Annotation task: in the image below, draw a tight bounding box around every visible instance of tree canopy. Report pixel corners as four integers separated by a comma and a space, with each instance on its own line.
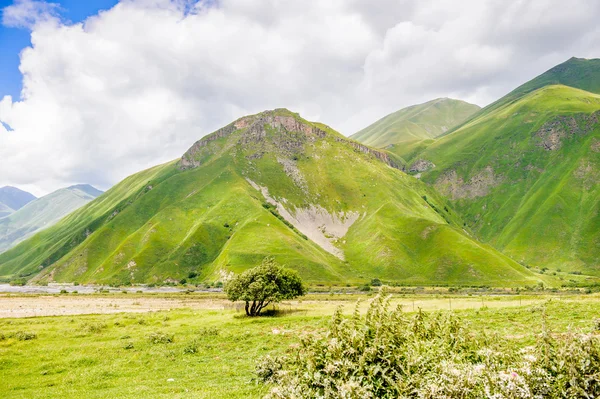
224, 258, 306, 316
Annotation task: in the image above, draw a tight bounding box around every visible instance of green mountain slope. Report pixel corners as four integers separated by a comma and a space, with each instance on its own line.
414, 84, 600, 274
0, 185, 103, 253
442, 57, 600, 139
351, 98, 480, 158
0, 109, 542, 287
0, 186, 36, 217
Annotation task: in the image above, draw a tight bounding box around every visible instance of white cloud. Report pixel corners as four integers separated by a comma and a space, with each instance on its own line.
1, 0, 600, 195
2, 0, 59, 28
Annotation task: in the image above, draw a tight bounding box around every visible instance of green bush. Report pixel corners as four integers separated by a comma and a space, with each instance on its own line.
224, 258, 306, 316
148, 332, 174, 344
358, 284, 371, 292
261, 293, 600, 398
81, 322, 107, 334
183, 339, 199, 354
197, 327, 220, 337
14, 331, 37, 341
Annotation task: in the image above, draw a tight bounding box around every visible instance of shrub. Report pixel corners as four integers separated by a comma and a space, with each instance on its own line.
261, 292, 600, 398
224, 258, 306, 316
197, 327, 219, 336
81, 322, 107, 334
14, 331, 37, 341
148, 332, 174, 344
256, 355, 283, 383
183, 339, 199, 354
370, 278, 382, 287
358, 284, 371, 292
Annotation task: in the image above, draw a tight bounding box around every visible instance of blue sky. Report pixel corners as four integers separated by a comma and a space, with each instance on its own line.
0, 0, 118, 100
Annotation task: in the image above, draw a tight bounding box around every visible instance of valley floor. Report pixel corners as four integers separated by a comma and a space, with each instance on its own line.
0, 292, 599, 398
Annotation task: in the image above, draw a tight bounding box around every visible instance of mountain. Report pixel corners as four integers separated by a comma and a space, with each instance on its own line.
351, 98, 480, 159
0, 187, 36, 217
443, 57, 600, 138
412, 81, 600, 275
0, 203, 13, 219
0, 184, 103, 253
0, 109, 542, 287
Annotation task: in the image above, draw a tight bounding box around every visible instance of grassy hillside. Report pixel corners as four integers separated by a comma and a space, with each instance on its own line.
0, 186, 36, 216
351, 98, 480, 158
441, 57, 600, 139
0, 109, 543, 287
0, 185, 103, 253
415, 85, 600, 275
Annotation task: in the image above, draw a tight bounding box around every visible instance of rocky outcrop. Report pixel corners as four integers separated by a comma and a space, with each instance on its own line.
335, 138, 402, 170
180, 109, 404, 172
181, 110, 329, 169
277, 157, 308, 193
535, 111, 600, 151
435, 166, 502, 200
180, 123, 237, 169
240, 112, 327, 145
409, 159, 435, 173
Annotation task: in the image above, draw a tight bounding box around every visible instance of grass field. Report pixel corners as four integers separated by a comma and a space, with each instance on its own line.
1, 292, 599, 398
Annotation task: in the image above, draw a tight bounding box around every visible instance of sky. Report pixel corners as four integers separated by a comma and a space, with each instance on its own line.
0, 0, 599, 196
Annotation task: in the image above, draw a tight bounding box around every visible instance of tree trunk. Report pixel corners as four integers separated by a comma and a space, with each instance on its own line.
245, 301, 250, 316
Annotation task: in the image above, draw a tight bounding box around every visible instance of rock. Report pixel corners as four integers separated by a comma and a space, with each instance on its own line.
534, 111, 600, 151
409, 159, 435, 173
435, 166, 502, 200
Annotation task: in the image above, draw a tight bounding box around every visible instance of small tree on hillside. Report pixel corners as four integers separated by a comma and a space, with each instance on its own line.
224, 258, 306, 316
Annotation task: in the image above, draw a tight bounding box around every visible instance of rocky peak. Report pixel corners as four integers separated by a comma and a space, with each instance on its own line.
180, 108, 403, 171
180, 109, 328, 169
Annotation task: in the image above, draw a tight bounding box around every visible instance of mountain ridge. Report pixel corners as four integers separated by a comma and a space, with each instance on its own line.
0, 108, 543, 287
0, 186, 36, 217
350, 98, 480, 160
0, 184, 103, 253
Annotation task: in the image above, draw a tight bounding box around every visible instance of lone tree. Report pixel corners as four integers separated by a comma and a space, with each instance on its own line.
224, 258, 306, 316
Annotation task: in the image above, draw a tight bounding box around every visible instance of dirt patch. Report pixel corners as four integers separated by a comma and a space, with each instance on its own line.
435, 166, 502, 200
421, 225, 438, 239
592, 139, 600, 153
0, 296, 233, 318
246, 178, 361, 259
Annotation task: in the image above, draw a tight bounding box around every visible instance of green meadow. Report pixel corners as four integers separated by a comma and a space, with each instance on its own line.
1, 292, 599, 398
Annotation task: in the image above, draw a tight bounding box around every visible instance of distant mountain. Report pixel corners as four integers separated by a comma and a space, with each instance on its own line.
351, 98, 480, 159
0, 187, 36, 217
0, 203, 13, 219
0, 184, 103, 253
0, 109, 542, 287
412, 60, 600, 275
